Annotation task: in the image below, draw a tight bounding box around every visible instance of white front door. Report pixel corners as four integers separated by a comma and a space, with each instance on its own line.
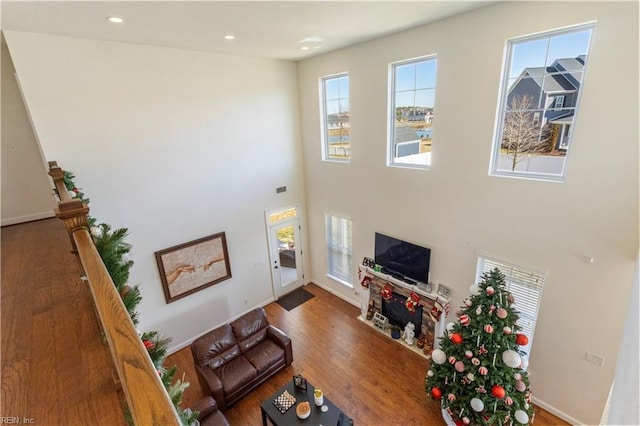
266, 206, 304, 298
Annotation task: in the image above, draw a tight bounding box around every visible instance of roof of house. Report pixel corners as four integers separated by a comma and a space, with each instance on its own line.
515, 55, 585, 94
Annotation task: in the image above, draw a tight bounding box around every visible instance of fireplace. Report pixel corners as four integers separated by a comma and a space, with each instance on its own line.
382, 291, 423, 332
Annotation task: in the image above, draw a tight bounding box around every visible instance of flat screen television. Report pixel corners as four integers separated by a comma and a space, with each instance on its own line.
374, 233, 431, 284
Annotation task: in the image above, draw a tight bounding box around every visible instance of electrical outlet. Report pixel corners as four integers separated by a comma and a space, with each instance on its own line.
585, 352, 604, 366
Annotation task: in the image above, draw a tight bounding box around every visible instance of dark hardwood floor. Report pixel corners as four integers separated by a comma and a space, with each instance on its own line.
167, 284, 569, 425
1, 219, 124, 424
1, 218, 568, 425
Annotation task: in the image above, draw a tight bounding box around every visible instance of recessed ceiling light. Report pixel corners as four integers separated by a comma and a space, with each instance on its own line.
223, 35, 235, 40
106, 16, 124, 24
298, 36, 324, 44
300, 46, 310, 51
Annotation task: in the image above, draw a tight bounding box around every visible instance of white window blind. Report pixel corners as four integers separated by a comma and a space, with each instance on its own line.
325, 215, 353, 285
475, 256, 545, 357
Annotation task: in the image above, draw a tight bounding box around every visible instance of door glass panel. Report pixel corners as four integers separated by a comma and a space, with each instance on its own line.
276, 224, 297, 286
268, 207, 297, 224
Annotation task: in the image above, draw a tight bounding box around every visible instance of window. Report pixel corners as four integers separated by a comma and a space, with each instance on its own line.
389, 56, 437, 168
491, 24, 594, 180
475, 256, 545, 358
321, 73, 350, 161
325, 214, 353, 286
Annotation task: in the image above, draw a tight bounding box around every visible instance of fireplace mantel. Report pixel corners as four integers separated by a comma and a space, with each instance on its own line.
358, 265, 450, 359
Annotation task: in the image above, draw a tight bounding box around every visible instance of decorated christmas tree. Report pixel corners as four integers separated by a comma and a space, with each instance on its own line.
425, 268, 534, 425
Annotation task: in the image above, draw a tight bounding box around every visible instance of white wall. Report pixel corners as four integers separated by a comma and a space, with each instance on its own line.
4, 31, 307, 351
1, 37, 56, 225
297, 2, 638, 424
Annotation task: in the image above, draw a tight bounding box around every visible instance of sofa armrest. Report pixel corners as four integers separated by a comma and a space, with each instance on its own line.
194, 364, 227, 411
193, 396, 218, 420
267, 325, 293, 366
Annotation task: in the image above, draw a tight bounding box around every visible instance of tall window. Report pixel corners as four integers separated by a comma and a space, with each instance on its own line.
321, 73, 350, 161
491, 24, 594, 181
325, 214, 353, 286
475, 256, 545, 358
389, 56, 437, 168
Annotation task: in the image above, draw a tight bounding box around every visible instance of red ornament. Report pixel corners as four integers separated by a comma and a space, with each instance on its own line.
448, 356, 457, 364
491, 385, 506, 399
381, 285, 393, 301
483, 324, 494, 334
143, 340, 154, 349
450, 333, 463, 344
431, 387, 443, 399
454, 420, 464, 426
516, 333, 529, 346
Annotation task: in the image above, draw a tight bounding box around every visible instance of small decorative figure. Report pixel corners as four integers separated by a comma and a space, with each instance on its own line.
403, 322, 416, 345
417, 333, 425, 349
366, 299, 375, 320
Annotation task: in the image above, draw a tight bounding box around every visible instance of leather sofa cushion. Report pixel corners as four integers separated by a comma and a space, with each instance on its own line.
215, 355, 257, 394
231, 308, 269, 352
192, 325, 241, 370
244, 340, 285, 374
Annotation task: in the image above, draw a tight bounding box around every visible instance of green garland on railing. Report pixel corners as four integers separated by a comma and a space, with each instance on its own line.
60, 171, 198, 426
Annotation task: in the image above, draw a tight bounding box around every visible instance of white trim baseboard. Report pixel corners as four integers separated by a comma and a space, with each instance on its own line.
532, 396, 584, 425
1, 210, 55, 227
166, 297, 275, 355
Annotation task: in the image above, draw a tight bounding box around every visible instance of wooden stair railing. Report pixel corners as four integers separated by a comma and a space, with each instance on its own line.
48, 161, 181, 425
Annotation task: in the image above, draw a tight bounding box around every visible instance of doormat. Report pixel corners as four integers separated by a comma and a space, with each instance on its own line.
277, 287, 315, 311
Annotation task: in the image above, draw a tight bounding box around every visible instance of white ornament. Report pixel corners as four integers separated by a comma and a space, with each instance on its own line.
432, 349, 446, 365
446, 322, 455, 332
502, 350, 522, 368
465, 350, 473, 359
462, 417, 470, 425
486, 286, 495, 295
514, 373, 522, 381
515, 380, 526, 392
427, 370, 434, 377
476, 306, 482, 315
464, 298, 473, 307
503, 326, 512, 335
68, 190, 77, 198
470, 398, 484, 412
469, 284, 481, 296
90, 226, 103, 238
514, 410, 529, 424
466, 373, 475, 381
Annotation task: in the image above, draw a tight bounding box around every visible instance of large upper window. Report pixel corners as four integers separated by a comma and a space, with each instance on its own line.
389, 56, 437, 168
325, 214, 353, 286
321, 73, 350, 161
491, 24, 594, 181
475, 256, 545, 358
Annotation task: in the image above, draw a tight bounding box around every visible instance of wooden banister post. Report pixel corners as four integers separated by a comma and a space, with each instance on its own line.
55, 199, 90, 252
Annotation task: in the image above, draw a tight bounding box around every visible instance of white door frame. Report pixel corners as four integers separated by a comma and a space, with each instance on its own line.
265, 205, 304, 299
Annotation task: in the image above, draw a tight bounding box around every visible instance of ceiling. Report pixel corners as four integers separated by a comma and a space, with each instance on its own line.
1, 1, 495, 61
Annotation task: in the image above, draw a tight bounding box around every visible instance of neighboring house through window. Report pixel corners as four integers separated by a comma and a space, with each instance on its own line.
325, 214, 353, 286
321, 73, 350, 161
475, 256, 545, 359
388, 56, 437, 168
491, 24, 594, 181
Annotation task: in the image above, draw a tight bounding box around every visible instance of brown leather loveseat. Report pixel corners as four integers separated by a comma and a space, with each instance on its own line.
191, 308, 293, 411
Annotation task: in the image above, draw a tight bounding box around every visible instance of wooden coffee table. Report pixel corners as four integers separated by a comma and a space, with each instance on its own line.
260, 379, 353, 426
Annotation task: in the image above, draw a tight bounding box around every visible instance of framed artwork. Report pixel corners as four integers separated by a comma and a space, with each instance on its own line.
293, 375, 307, 390
155, 232, 232, 303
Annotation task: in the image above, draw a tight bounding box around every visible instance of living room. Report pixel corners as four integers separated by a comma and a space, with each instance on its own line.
2, 1, 638, 425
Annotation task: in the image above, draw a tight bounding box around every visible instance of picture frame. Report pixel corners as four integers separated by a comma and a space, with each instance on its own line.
437, 283, 451, 299
293, 375, 307, 390
155, 232, 232, 304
